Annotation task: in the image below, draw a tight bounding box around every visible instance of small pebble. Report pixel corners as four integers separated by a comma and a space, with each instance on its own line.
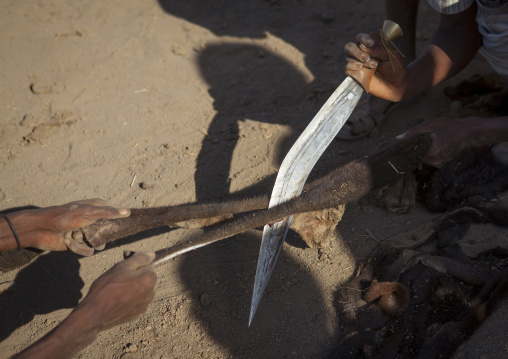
124, 343, 138, 353
321, 50, 331, 58
320, 11, 335, 23
140, 182, 154, 190
200, 293, 212, 306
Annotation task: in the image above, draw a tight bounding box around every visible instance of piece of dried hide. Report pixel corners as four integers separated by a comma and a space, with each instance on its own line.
418, 146, 508, 212
332, 203, 508, 359
374, 145, 508, 214
375, 73, 508, 214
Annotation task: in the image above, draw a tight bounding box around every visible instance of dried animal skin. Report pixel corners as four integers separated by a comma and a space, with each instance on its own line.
80, 134, 431, 253
333, 204, 508, 359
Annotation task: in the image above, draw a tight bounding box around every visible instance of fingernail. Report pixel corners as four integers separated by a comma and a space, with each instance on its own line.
119, 209, 129, 216
72, 230, 83, 241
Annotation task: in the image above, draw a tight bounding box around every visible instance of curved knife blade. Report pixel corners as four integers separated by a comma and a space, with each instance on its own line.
249, 76, 363, 326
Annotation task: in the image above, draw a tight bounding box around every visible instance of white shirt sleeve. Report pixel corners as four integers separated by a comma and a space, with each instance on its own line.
426, 0, 475, 14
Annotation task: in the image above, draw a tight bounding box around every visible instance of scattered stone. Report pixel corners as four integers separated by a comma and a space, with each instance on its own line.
139, 182, 154, 190
320, 11, 335, 23
200, 292, 212, 306
124, 343, 138, 353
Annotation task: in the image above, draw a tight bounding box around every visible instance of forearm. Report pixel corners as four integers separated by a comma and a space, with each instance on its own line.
0, 210, 41, 251
13, 306, 100, 359
402, 6, 481, 100
403, 45, 453, 99
468, 116, 508, 147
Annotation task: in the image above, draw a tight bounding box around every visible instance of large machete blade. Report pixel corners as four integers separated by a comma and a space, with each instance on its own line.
249, 20, 402, 326
249, 76, 363, 325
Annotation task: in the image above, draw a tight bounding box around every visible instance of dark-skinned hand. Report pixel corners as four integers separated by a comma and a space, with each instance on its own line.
9, 198, 130, 256
345, 31, 407, 101
396, 117, 483, 168
73, 251, 157, 330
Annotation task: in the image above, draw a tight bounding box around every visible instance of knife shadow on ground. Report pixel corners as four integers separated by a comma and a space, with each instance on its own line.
177, 229, 337, 358
175, 42, 347, 357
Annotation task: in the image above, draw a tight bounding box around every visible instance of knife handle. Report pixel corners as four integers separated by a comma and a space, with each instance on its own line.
350, 20, 403, 93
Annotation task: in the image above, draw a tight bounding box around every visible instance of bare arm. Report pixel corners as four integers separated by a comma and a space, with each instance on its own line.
345, 3, 482, 101
11, 308, 101, 359
403, 4, 482, 99
13, 252, 157, 359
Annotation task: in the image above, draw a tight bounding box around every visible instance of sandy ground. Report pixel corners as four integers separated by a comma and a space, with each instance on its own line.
1, 0, 507, 358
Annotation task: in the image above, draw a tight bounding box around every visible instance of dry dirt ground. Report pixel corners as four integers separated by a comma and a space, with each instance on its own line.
1, 0, 507, 358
